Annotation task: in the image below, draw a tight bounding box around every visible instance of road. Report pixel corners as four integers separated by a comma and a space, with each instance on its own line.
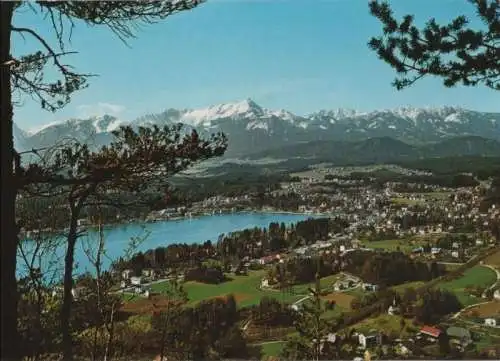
254, 340, 286, 346
437, 261, 465, 266
481, 264, 500, 296
449, 263, 499, 320
292, 295, 310, 306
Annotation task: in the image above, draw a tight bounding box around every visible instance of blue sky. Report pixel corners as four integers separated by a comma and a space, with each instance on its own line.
12, 0, 500, 131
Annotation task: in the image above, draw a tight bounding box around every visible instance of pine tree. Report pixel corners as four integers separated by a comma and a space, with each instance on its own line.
281, 262, 332, 361
151, 270, 189, 361
368, 0, 499, 90
1, 2, 206, 359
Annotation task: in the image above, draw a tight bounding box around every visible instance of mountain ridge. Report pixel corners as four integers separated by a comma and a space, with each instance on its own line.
15, 99, 500, 157
245, 135, 500, 163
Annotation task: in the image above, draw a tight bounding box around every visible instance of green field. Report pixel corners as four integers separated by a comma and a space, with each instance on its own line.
475, 333, 500, 350
346, 314, 417, 338
391, 281, 425, 294
435, 265, 497, 306
322, 302, 346, 320
151, 270, 305, 308
291, 274, 341, 295
363, 238, 424, 253
343, 287, 368, 298
444, 318, 500, 350
260, 341, 285, 359
150, 271, 347, 308
120, 292, 142, 303
391, 197, 424, 206
422, 192, 452, 200
393, 192, 451, 201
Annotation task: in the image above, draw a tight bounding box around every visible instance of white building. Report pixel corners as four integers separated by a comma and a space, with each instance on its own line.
431, 247, 441, 255
363, 283, 379, 292
484, 318, 497, 327
130, 276, 142, 286
121, 269, 133, 280
358, 333, 380, 349
142, 268, 156, 278
387, 305, 399, 316
77, 218, 90, 227
494, 290, 500, 301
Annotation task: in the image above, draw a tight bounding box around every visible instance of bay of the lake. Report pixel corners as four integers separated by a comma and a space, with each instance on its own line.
17, 212, 320, 279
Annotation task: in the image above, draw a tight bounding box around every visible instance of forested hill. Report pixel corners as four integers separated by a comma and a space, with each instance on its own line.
245, 136, 500, 164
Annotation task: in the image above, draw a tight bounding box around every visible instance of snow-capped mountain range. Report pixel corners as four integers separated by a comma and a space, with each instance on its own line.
15, 99, 500, 158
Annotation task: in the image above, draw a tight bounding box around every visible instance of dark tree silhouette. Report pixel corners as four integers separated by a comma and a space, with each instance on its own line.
282, 264, 332, 361
1, 1, 205, 360
21, 124, 226, 360
368, 0, 499, 90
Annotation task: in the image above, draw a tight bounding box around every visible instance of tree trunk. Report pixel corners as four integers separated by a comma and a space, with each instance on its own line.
0, 2, 20, 360
103, 305, 116, 361
62, 207, 80, 361
159, 323, 167, 361
91, 326, 98, 361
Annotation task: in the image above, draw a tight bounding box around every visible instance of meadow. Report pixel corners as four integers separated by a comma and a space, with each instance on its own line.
391, 197, 424, 206
434, 265, 497, 306
391, 281, 425, 294
150, 269, 305, 308
484, 249, 500, 268
462, 301, 500, 318
291, 274, 341, 294
363, 238, 427, 254
260, 341, 286, 359
122, 270, 352, 317
346, 314, 418, 338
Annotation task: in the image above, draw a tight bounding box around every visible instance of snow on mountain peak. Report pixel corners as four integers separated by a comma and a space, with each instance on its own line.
26, 115, 125, 138
269, 109, 296, 122
15, 101, 496, 156
28, 119, 68, 135
390, 105, 463, 119
181, 98, 264, 126
308, 108, 361, 125
92, 115, 125, 133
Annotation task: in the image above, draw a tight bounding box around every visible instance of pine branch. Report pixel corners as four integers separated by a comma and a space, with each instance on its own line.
368, 0, 500, 90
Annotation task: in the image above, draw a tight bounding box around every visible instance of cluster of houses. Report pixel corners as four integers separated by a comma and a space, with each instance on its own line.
119, 268, 158, 295
332, 274, 361, 292
278, 171, 498, 241
418, 325, 477, 351
146, 206, 188, 221
312, 320, 499, 360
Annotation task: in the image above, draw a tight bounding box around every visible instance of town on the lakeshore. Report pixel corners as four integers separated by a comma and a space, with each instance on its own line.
6, 0, 500, 360
39, 163, 500, 361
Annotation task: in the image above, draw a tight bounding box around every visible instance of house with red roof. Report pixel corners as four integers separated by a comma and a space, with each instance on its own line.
419, 325, 442, 339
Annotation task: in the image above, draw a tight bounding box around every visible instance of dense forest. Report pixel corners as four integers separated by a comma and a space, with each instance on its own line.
112, 217, 343, 276
343, 251, 447, 287
398, 156, 500, 180
343, 169, 480, 189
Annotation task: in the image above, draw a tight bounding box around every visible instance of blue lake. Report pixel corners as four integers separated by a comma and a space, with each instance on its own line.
17, 212, 318, 279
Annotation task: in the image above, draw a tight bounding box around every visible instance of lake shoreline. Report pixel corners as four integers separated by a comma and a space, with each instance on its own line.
144, 209, 330, 224
21, 208, 330, 236
17, 211, 322, 278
